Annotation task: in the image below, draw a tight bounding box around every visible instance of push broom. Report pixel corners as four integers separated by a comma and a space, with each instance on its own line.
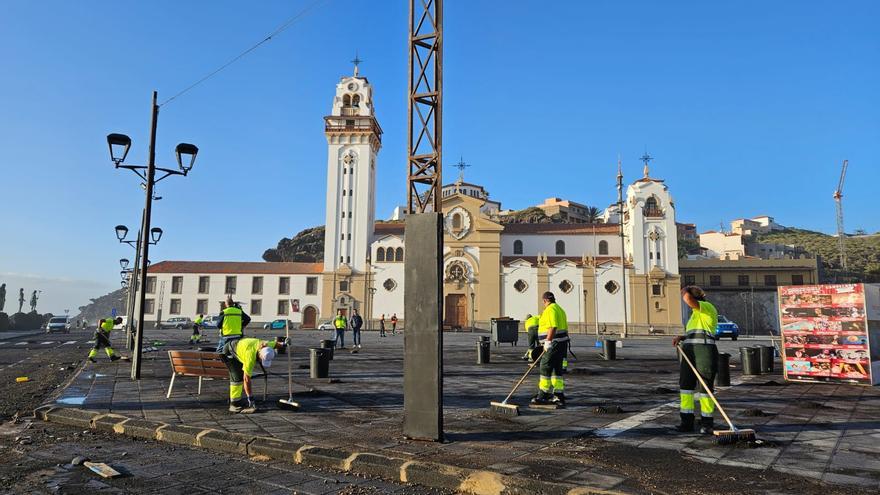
677, 345, 754, 445
490, 348, 544, 416
278, 319, 300, 411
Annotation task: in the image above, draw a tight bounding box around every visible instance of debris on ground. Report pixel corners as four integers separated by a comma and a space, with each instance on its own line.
71, 456, 88, 466
15, 377, 30, 383
593, 405, 625, 414
741, 408, 773, 417
83, 462, 122, 478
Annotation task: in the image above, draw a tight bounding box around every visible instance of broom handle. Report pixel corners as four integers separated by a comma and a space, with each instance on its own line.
677, 345, 736, 431
501, 349, 545, 404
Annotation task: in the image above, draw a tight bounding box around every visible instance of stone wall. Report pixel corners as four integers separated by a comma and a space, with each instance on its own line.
708, 290, 780, 336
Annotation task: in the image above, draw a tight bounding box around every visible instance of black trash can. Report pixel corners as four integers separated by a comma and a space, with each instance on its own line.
740, 347, 761, 375
477, 339, 490, 364
320, 339, 335, 360
756, 345, 774, 373
310, 347, 330, 378
603, 339, 617, 361
716, 353, 731, 386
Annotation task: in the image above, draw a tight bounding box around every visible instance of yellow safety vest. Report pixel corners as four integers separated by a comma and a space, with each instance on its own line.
221, 307, 243, 337
525, 315, 540, 331
334, 316, 347, 329
100, 318, 114, 333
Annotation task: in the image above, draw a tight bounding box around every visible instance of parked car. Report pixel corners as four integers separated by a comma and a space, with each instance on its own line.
715, 315, 740, 340
263, 319, 293, 330
45, 316, 71, 334
159, 317, 193, 329
317, 320, 335, 331
113, 316, 128, 331
200, 315, 220, 329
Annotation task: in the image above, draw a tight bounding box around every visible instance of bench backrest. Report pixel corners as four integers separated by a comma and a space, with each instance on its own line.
168, 350, 229, 378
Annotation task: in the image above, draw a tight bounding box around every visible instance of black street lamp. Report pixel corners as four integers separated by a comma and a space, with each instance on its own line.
120, 258, 130, 270
107, 90, 199, 380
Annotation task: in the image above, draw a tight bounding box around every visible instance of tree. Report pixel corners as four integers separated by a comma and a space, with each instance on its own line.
585, 206, 601, 223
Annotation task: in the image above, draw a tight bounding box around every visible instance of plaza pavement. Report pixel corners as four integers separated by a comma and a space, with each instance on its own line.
42, 327, 880, 492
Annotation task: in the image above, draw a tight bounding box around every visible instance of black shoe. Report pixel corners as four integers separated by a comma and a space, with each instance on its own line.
699, 417, 714, 435
552, 392, 566, 407
674, 413, 695, 433
530, 392, 554, 405
88, 357, 97, 363
110, 355, 121, 362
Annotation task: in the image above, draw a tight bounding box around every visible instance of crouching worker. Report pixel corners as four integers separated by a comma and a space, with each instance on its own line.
222, 337, 282, 414
89, 317, 122, 363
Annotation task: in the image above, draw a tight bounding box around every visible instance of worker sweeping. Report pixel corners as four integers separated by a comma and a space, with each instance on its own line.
190, 314, 204, 345
674, 285, 719, 434
522, 313, 540, 362
89, 317, 122, 363
216, 297, 250, 353
531, 291, 570, 406
221, 337, 281, 414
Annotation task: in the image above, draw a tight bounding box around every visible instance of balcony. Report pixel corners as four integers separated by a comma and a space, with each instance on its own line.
643, 207, 664, 218
340, 107, 359, 116
324, 116, 383, 138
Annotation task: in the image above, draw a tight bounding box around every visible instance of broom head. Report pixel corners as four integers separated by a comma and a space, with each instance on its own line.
278, 398, 301, 411
712, 428, 756, 445
490, 401, 520, 417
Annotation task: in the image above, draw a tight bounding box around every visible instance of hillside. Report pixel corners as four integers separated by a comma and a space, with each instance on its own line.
754, 228, 880, 282
76, 288, 126, 324
262, 226, 325, 262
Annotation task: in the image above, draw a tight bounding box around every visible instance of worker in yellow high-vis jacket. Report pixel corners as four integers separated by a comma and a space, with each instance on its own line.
89, 317, 122, 363
674, 286, 719, 434
221, 337, 281, 414
531, 291, 570, 407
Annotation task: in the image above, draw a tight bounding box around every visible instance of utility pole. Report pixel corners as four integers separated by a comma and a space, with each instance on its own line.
617, 157, 629, 338
833, 159, 849, 274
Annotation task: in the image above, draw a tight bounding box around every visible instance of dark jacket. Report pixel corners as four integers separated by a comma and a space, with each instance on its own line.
350, 314, 363, 330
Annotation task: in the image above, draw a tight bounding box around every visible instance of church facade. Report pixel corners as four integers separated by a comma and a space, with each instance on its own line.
148, 68, 683, 335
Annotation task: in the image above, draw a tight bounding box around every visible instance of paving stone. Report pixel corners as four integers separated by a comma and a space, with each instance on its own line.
401, 460, 471, 491
249, 437, 304, 462
347, 452, 407, 481
91, 413, 129, 433
298, 446, 354, 470
156, 423, 209, 446
198, 429, 254, 455
45, 407, 98, 428
116, 418, 165, 440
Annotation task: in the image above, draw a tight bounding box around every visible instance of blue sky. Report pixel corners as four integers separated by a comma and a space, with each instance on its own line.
0, 0, 877, 314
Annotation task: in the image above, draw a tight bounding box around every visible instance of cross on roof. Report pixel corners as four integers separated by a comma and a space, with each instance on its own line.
351, 53, 362, 76
640, 150, 653, 178
454, 156, 471, 182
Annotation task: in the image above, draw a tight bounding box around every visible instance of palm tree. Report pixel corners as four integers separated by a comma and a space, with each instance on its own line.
585, 206, 601, 223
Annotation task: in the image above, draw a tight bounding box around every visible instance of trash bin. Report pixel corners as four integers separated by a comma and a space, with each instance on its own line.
756, 345, 774, 374
603, 339, 617, 360
490, 318, 519, 346
477, 339, 490, 364
310, 347, 330, 378
739, 347, 761, 375
716, 353, 731, 386
320, 339, 335, 360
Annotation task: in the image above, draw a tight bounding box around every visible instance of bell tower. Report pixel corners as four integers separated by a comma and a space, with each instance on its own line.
322, 60, 382, 314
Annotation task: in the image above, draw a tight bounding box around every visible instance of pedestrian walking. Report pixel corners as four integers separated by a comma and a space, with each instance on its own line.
190, 313, 204, 344
89, 316, 123, 363
379, 314, 386, 337
220, 337, 281, 414
530, 291, 569, 406
390, 313, 398, 335
216, 296, 250, 353
350, 309, 363, 349
674, 285, 719, 434
334, 310, 347, 349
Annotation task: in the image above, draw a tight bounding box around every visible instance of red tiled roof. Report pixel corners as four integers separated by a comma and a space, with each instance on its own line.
502, 256, 619, 267
149, 261, 323, 274
502, 223, 619, 235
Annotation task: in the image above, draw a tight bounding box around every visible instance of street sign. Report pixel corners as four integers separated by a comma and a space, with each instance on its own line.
111, 308, 117, 317
290, 299, 300, 313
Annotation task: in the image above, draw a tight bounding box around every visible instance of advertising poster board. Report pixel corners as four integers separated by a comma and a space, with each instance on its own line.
779, 283, 878, 386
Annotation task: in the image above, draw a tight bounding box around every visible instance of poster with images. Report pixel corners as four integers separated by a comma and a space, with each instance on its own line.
779, 284, 873, 385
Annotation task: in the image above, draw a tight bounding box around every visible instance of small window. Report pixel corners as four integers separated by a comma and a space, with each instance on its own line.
171, 276, 183, 294
279, 277, 290, 295
383, 279, 397, 291
306, 277, 318, 295
395, 247, 404, 262
346, 255, 351, 263
604, 280, 619, 294
513, 240, 523, 255
377, 247, 386, 262
198, 276, 209, 294
196, 299, 208, 315
277, 300, 289, 316
558, 280, 573, 293
655, 301, 661, 309
709, 275, 721, 287
144, 299, 155, 314
738, 275, 750, 287
764, 275, 777, 287
652, 284, 662, 296
146, 276, 156, 294
555, 240, 566, 255
170, 299, 181, 315
342, 189, 346, 196
598, 240, 609, 255
791, 274, 804, 286
340, 281, 349, 292
252, 276, 263, 295
452, 214, 462, 229
251, 299, 262, 316
225, 276, 237, 294
514, 279, 528, 293
684, 275, 696, 286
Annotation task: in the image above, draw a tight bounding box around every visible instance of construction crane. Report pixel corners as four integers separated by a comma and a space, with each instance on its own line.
833, 159, 849, 271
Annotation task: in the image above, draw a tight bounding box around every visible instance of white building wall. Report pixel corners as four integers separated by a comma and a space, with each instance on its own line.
548, 264, 583, 323
500, 234, 621, 258
145, 272, 323, 327
370, 263, 405, 320
594, 264, 631, 324
501, 265, 539, 319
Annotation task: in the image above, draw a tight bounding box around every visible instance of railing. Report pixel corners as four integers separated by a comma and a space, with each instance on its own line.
643, 207, 664, 218
340, 107, 359, 116
324, 117, 383, 137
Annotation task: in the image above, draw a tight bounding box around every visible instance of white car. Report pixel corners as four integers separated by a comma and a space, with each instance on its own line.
317, 321, 335, 331
45, 316, 71, 334
159, 317, 193, 329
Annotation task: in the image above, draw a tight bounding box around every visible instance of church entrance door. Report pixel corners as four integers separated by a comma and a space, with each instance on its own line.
303, 307, 317, 328
444, 294, 468, 329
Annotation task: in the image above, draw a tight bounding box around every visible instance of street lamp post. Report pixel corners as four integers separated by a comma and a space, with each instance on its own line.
368, 287, 377, 333
116, 213, 160, 351
107, 90, 199, 380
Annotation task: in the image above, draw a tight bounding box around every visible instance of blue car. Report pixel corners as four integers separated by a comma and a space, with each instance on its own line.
715, 315, 740, 340
263, 319, 292, 330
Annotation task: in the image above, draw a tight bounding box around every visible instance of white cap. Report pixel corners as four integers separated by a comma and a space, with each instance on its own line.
258, 347, 276, 368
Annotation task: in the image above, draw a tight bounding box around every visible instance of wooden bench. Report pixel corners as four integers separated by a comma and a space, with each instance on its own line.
166, 350, 267, 400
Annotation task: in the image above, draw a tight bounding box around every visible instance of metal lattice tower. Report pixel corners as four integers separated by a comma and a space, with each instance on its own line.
834, 159, 849, 271
407, 0, 443, 214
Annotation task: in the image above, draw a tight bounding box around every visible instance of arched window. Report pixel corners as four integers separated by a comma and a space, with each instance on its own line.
452, 213, 461, 229
342, 94, 351, 107
555, 240, 566, 255
598, 240, 609, 255
395, 247, 404, 262
644, 196, 662, 217
376, 247, 385, 262
352, 94, 361, 107
513, 240, 523, 255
